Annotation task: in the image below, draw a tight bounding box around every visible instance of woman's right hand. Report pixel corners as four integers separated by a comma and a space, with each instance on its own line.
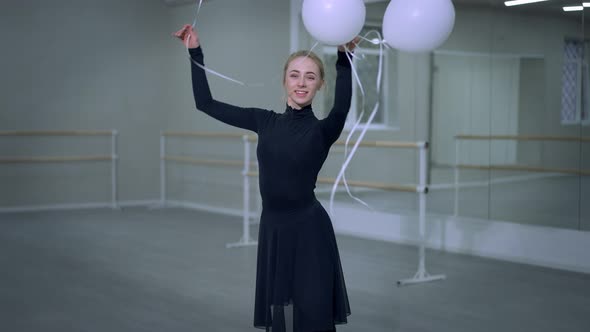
173, 24, 200, 49
338, 36, 360, 53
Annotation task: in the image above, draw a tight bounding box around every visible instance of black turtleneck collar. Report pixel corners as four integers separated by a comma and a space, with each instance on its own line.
285, 103, 313, 117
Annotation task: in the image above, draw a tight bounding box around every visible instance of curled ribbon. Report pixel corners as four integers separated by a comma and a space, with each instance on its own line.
329, 30, 386, 217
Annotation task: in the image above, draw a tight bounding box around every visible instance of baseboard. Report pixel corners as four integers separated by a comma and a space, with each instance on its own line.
0, 199, 259, 219
165, 200, 258, 219
0, 200, 158, 213
119, 200, 160, 207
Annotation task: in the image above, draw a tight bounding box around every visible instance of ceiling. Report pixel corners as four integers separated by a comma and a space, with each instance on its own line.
365, 0, 586, 17
454, 0, 585, 13
162, 0, 586, 16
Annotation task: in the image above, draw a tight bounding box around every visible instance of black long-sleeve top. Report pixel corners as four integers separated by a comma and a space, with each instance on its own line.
189, 47, 352, 211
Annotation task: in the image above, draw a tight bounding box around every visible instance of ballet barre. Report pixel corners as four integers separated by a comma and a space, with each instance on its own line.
334, 139, 428, 149
455, 134, 590, 142
0, 156, 113, 163
164, 156, 257, 168
0, 130, 115, 137
246, 172, 426, 193
456, 164, 590, 176
341, 139, 443, 285
160, 131, 256, 141
453, 135, 590, 217
159, 131, 259, 248
0, 130, 119, 209
159, 131, 446, 286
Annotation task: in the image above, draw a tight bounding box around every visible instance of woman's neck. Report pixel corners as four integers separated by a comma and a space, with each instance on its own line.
287, 100, 311, 110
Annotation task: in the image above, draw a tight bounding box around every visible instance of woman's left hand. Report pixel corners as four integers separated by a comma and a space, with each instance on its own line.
338, 36, 361, 52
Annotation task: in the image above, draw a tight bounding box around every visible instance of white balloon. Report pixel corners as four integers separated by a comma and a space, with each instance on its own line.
302, 0, 366, 46
383, 0, 455, 52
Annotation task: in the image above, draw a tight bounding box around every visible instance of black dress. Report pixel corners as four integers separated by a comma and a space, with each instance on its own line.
189, 47, 352, 332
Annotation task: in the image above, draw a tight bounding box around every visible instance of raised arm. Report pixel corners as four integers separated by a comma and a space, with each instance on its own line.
320, 50, 353, 146
174, 25, 271, 133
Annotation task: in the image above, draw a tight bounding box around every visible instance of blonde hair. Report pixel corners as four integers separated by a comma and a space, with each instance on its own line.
283, 50, 325, 83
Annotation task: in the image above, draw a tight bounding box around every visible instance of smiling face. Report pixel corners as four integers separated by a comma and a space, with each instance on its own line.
283, 54, 324, 110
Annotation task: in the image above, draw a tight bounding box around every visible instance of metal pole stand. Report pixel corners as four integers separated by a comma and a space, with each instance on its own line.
397, 142, 445, 286
110, 130, 121, 210
150, 131, 168, 210
227, 135, 258, 248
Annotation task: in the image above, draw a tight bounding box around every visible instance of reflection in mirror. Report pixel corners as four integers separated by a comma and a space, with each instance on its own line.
429, 1, 587, 229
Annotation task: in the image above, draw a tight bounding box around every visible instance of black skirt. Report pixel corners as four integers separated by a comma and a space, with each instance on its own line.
253, 199, 350, 332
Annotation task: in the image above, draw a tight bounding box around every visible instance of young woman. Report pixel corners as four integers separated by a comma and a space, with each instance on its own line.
174, 24, 357, 332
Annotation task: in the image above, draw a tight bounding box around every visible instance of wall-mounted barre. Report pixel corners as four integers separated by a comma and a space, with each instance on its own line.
0, 130, 114, 136
0, 130, 119, 209
245, 171, 426, 193
455, 134, 590, 142
164, 156, 257, 168
0, 156, 112, 163
456, 164, 590, 176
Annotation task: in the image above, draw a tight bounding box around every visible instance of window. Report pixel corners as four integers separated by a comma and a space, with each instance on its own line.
561, 39, 589, 125
321, 26, 392, 130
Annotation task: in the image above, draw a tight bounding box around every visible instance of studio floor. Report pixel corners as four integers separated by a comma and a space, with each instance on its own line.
1, 207, 589, 332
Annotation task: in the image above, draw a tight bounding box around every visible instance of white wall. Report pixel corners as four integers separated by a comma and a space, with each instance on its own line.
0, 0, 178, 207
0, 0, 290, 210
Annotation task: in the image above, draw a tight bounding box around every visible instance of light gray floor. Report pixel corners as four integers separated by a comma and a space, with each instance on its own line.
1, 207, 589, 332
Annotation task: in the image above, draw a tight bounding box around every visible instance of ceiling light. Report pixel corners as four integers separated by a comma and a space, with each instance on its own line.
563, 6, 584, 11
504, 0, 549, 6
